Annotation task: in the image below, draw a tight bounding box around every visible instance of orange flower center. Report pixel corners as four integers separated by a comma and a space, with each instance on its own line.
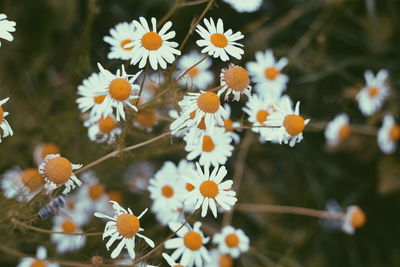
338, 124, 351, 140
108, 190, 123, 204
116, 213, 140, 238
390, 124, 400, 141
62, 220, 77, 233
202, 135, 215, 152
141, 32, 163, 50
197, 92, 220, 114
88, 184, 105, 200
0, 106, 3, 124
283, 114, 305, 136
136, 109, 158, 128
224, 66, 250, 92
256, 110, 269, 123
44, 157, 73, 185
161, 185, 174, 198
264, 67, 280, 80
197, 117, 207, 130
98, 116, 116, 134
200, 180, 218, 198
219, 254, 233, 267
21, 168, 44, 191
109, 78, 132, 101
186, 183, 195, 192
40, 143, 60, 160
210, 33, 228, 48
183, 231, 203, 251
223, 119, 234, 132
120, 39, 134, 51
30, 259, 46, 267
225, 233, 239, 248
188, 67, 200, 78
350, 207, 366, 228
94, 94, 107, 104
368, 87, 379, 98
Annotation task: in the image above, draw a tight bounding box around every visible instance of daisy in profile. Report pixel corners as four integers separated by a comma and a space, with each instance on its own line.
1, 167, 44, 201
0, 14, 16, 46
170, 91, 227, 135
266, 99, 310, 147
246, 49, 289, 96
104, 22, 137, 60
38, 154, 82, 194
213, 226, 249, 258
51, 216, 87, 253
17, 246, 59, 267
356, 69, 389, 116
177, 50, 214, 90
221, 104, 240, 144
185, 126, 234, 167
96, 63, 141, 121
0, 97, 13, 142
208, 249, 234, 267
219, 64, 251, 101
133, 108, 159, 132
378, 114, 400, 154
196, 18, 244, 61
183, 163, 237, 217
77, 171, 110, 215
87, 115, 122, 143
94, 201, 155, 259
164, 221, 210, 267
34, 143, 60, 166
324, 113, 351, 146
341, 205, 366, 235
222, 0, 262, 13
129, 17, 181, 70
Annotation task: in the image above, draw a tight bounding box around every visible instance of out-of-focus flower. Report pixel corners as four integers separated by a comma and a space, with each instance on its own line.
212, 226, 249, 258
123, 161, 155, 194
86, 115, 122, 143
133, 108, 159, 132
33, 143, 60, 166
378, 114, 399, 154
219, 64, 251, 101
104, 22, 137, 60
208, 249, 234, 267
17, 246, 59, 267
221, 104, 241, 144
1, 167, 44, 201
324, 113, 351, 146
342, 205, 366, 235
0, 14, 16, 46
0, 97, 13, 142
222, 0, 262, 13
51, 216, 86, 253
196, 18, 244, 61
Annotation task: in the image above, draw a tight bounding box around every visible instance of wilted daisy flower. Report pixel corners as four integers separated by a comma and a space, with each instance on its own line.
165, 221, 210, 267
133, 108, 159, 132
219, 64, 251, 101
222, 0, 262, 13
51, 216, 86, 253
129, 17, 181, 70
342, 205, 366, 235
77, 171, 110, 215
213, 226, 249, 258
96, 63, 141, 121
104, 22, 137, 60
196, 18, 244, 61
208, 249, 234, 267
87, 115, 122, 143
17, 246, 59, 267
266, 99, 310, 147
246, 49, 288, 96
0, 97, 13, 142
33, 142, 60, 166
94, 201, 155, 259
183, 163, 237, 217
378, 114, 400, 154
1, 167, 44, 201
324, 113, 351, 146
356, 69, 389, 116
0, 14, 16, 46
38, 154, 82, 194
177, 50, 214, 90
221, 104, 240, 144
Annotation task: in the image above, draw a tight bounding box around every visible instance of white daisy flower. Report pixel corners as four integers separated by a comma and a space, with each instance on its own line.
196, 18, 244, 61
222, 103, 241, 144
213, 226, 249, 258
246, 49, 289, 97
77, 171, 110, 215
164, 221, 210, 267
62, 195, 91, 226
219, 64, 251, 101
94, 201, 155, 259
51, 216, 87, 253
133, 108, 159, 132
38, 154, 83, 194
0, 97, 13, 142
266, 99, 310, 147
33, 143, 60, 166
341, 205, 366, 235
222, 0, 262, 13
0, 13, 16, 46
87, 115, 122, 143
208, 249, 234, 267
104, 22, 137, 60
17, 246, 59, 267
356, 69, 389, 116
1, 167, 44, 201
129, 17, 181, 70
96, 63, 141, 121
377, 114, 400, 154
324, 113, 351, 146
183, 163, 237, 217
177, 50, 214, 90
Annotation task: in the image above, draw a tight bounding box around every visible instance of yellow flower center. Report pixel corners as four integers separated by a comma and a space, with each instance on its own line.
141, 32, 163, 50
88, 184, 105, 200
0, 106, 3, 124
390, 124, 400, 141
183, 231, 203, 251
136, 109, 158, 128
223, 119, 234, 132
21, 168, 44, 191
225, 233, 239, 248
62, 220, 77, 233
197, 92, 220, 114
283, 114, 305, 136
264, 67, 280, 80
40, 143, 60, 160
350, 207, 366, 229
120, 39, 134, 51
200, 180, 218, 198
161, 185, 174, 198
210, 33, 228, 48
219, 254, 233, 267
368, 87, 379, 98
186, 183, 195, 192
224, 66, 250, 92
94, 94, 107, 104
98, 116, 116, 134
109, 78, 132, 101
338, 124, 351, 140
202, 135, 215, 152
30, 259, 46, 267
256, 110, 269, 123
116, 213, 140, 238
44, 157, 73, 185
188, 67, 200, 78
